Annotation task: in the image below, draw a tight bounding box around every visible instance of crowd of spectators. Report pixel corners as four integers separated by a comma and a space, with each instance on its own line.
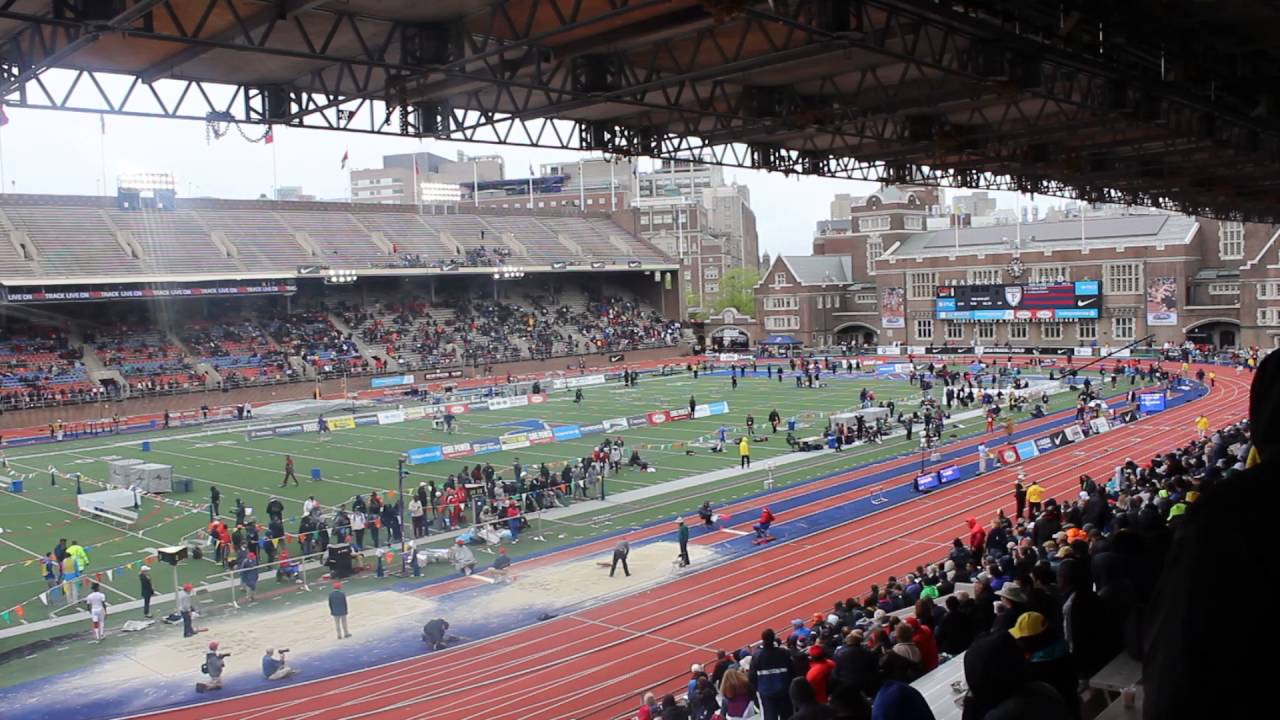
1, 323, 93, 409
88, 324, 206, 394
265, 312, 366, 377
638, 369, 1267, 720
573, 296, 682, 353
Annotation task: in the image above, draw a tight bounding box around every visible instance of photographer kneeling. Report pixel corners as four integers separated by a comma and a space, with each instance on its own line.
197, 641, 229, 692
262, 648, 298, 681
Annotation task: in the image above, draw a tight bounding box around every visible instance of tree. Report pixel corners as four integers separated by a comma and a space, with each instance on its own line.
710, 267, 761, 315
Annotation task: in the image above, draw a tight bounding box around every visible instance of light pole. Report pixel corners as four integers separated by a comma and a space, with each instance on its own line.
397, 453, 408, 556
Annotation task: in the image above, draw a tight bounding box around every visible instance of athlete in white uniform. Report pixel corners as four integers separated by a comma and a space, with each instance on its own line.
85, 583, 108, 641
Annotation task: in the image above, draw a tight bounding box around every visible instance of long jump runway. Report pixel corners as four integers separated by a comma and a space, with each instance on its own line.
128, 367, 1246, 720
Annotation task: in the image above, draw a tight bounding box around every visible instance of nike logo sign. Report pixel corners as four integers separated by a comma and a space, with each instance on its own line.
1077, 298, 1096, 307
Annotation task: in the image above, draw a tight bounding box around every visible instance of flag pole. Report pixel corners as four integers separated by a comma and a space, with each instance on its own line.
609, 158, 617, 212
270, 128, 279, 201
0, 122, 6, 194
578, 158, 585, 212
473, 160, 479, 207
98, 114, 108, 197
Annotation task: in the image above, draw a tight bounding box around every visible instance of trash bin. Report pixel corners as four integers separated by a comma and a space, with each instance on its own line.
172, 477, 194, 493
311, 468, 322, 481
10, 479, 23, 493
141, 440, 152, 452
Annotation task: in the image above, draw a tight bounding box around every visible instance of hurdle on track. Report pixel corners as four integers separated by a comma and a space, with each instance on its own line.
868, 485, 889, 505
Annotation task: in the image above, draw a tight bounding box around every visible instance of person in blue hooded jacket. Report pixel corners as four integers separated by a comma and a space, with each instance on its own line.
748, 628, 795, 720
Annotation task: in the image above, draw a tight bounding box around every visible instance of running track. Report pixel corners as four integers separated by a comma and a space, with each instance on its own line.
130, 366, 1247, 720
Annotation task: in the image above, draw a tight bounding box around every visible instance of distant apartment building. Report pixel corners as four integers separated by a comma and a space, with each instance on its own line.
636, 160, 759, 309
350, 151, 501, 205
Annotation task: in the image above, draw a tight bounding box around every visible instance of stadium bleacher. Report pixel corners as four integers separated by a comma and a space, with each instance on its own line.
1, 205, 143, 277
102, 209, 243, 274
642, 414, 1252, 720
0, 322, 95, 405
0, 196, 669, 280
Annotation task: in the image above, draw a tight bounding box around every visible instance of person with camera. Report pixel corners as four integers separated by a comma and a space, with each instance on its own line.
197, 641, 228, 692
262, 648, 297, 680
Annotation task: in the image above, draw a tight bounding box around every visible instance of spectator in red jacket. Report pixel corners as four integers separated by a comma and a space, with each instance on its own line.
805, 644, 836, 704
754, 507, 776, 539
966, 517, 986, 554
904, 616, 939, 673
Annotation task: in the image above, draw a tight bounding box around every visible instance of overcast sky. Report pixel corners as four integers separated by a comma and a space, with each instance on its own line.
0, 104, 1071, 261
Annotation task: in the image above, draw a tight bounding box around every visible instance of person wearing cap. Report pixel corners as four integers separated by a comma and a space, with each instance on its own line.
139, 565, 155, 618
490, 547, 512, 583
804, 644, 836, 704
993, 582, 1029, 634
686, 663, 704, 699
1009, 611, 1076, 717
199, 641, 226, 691
753, 507, 775, 539
676, 517, 690, 567
447, 538, 476, 576
789, 618, 811, 643
261, 647, 296, 680
328, 582, 350, 640
177, 582, 196, 637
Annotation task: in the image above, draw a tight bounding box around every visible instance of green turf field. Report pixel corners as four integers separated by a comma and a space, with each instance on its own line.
0, 371, 1099, 673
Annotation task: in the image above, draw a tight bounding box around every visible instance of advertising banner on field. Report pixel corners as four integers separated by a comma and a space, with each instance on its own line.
705, 401, 730, 416
471, 438, 501, 455
1139, 392, 1167, 413
1146, 276, 1179, 326
995, 446, 1021, 465
1090, 417, 1112, 435
1064, 424, 1086, 443
407, 446, 443, 465
647, 411, 671, 426
376, 410, 406, 426
442, 442, 474, 460
604, 418, 629, 432
1015, 440, 1040, 461
626, 414, 650, 429
500, 433, 531, 451
667, 408, 691, 422
327, 415, 356, 431
880, 287, 905, 328
371, 374, 415, 389
487, 395, 530, 411
529, 429, 554, 445
579, 422, 606, 435
553, 425, 582, 441
552, 374, 606, 390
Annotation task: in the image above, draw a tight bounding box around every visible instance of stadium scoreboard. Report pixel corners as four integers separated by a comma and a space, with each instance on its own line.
934, 281, 1100, 321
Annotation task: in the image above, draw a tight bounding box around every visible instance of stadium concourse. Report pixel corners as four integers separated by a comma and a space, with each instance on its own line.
101, 359, 1251, 720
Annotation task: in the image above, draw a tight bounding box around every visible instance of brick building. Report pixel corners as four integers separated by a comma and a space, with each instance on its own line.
755, 185, 1280, 351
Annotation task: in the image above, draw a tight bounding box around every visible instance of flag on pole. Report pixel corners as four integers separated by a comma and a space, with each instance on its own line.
264, 126, 274, 144
340, 148, 349, 170
99, 114, 106, 135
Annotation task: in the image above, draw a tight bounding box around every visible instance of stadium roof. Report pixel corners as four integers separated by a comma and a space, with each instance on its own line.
2, 1, 1280, 221
887, 213, 1198, 258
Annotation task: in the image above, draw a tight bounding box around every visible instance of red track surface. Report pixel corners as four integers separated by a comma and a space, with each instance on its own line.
132, 367, 1247, 720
